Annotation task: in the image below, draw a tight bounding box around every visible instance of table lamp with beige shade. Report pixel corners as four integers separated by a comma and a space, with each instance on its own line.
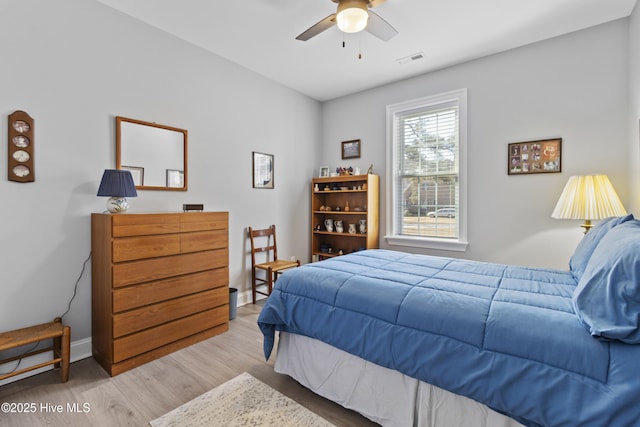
551, 174, 627, 234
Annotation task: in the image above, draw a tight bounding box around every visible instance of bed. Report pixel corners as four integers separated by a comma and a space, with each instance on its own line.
258, 215, 640, 427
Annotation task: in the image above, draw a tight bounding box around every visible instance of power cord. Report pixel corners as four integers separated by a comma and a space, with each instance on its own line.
60, 251, 92, 320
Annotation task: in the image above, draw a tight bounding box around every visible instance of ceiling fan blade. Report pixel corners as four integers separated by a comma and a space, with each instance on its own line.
296, 14, 337, 41
368, 0, 387, 8
365, 10, 398, 41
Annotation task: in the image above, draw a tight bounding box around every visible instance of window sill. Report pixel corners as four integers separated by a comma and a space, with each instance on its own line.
384, 235, 469, 252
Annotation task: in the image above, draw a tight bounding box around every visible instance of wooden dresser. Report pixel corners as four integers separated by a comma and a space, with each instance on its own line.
91, 211, 229, 376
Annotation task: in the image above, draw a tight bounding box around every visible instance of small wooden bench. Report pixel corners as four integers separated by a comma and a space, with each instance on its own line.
0, 317, 70, 383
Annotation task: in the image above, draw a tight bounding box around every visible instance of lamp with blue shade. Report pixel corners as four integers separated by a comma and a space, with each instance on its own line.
97, 169, 138, 213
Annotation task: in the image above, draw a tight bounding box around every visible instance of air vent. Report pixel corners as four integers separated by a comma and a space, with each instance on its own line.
397, 52, 424, 65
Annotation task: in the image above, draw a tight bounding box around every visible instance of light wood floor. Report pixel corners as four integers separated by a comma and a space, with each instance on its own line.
0, 303, 377, 427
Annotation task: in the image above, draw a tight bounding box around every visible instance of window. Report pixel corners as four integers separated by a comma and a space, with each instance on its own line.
385, 89, 468, 251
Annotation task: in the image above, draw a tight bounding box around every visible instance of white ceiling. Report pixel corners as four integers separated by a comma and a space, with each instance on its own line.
96, 0, 637, 102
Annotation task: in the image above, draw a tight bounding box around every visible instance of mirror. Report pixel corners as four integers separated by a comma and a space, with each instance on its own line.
116, 116, 188, 191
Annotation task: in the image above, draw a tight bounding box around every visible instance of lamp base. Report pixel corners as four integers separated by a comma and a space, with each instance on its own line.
106, 197, 130, 213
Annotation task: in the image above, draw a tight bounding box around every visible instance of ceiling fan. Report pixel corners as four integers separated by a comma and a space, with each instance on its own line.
296, 0, 398, 42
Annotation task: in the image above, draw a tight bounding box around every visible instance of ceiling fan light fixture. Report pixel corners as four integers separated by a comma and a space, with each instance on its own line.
336, 0, 369, 33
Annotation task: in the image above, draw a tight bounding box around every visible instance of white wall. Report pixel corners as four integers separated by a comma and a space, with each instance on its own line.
629, 3, 640, 214
0, 0, 319, 344
321, 19, 630, 270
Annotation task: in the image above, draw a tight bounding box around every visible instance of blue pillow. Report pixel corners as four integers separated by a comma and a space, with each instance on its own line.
573, 219, 640, 344
569, 214, 634, 281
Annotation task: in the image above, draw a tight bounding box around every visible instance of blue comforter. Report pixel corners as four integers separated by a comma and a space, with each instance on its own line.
258, 250, 640, 427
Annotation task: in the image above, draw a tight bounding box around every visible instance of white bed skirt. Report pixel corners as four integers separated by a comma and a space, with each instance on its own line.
274, 332, 524, 427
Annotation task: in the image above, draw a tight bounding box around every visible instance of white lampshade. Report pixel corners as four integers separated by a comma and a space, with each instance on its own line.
551, 174, 627, 233
337, 0, 369, 33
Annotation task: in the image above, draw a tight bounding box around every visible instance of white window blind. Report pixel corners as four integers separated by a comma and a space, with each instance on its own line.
386, 89, 468, 251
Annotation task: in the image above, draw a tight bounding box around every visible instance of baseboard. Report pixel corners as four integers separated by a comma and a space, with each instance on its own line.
235, 288, 265, 307
0, 337, 93, 387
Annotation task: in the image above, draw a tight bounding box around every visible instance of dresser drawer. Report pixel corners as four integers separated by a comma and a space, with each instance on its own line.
180, 212, 228, 233
112, 214, 180, 237
181, 229, 227, 253
113, 248, 228, 287
113, 288, 226, 338
113, 307, 228, 363
113, 234, 181, 262
113, 268, 228, 313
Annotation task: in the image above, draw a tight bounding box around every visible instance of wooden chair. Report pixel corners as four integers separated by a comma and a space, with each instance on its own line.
248, 225, 300, 304
0, 317, 70, 383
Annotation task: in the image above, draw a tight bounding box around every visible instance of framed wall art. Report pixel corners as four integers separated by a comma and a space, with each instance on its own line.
508, 138, 562, 175
341, 139, 361, 159
122, 165, 144, 186
253, 151, 274, 189
166, 169, 184, 188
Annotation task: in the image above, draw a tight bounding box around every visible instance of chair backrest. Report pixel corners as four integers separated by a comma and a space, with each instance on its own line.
248, 224, 279, 266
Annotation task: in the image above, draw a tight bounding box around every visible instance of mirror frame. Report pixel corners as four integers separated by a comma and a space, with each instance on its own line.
116, 116, 188, 191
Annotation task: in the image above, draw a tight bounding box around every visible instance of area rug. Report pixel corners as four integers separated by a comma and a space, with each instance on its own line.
149, 372, 336, 427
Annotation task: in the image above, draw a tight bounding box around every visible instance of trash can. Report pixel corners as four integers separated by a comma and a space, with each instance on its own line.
229, 287, 238, 320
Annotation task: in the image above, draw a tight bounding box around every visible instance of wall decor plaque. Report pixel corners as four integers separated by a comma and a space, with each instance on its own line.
8, 111, 35, 182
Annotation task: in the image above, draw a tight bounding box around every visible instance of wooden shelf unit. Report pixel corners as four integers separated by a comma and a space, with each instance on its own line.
91, 211, 229, 376
311, 174, 379, 261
